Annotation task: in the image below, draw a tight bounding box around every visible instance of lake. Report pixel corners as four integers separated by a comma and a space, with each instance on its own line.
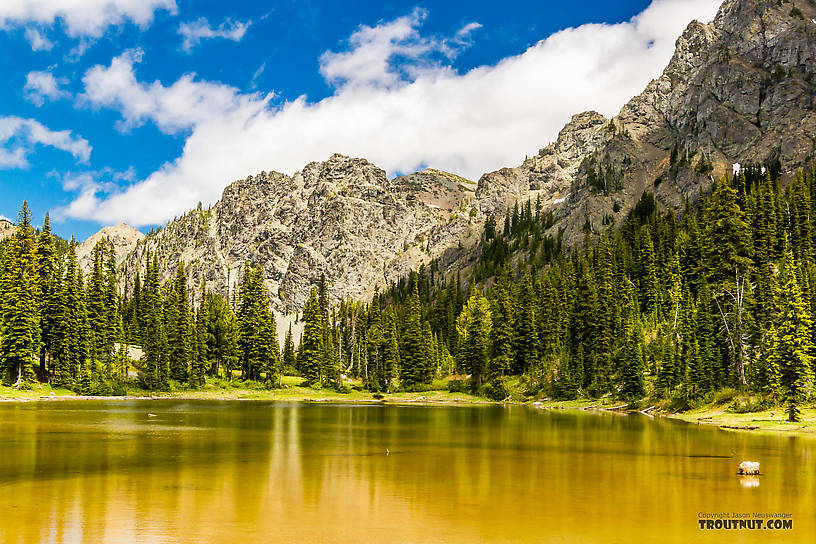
0, 401, 813, 543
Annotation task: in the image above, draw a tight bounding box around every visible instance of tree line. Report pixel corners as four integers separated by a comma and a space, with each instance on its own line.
1, 162, 815, 420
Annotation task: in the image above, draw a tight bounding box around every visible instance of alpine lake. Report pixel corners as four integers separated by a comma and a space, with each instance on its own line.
0, 401, 813, 543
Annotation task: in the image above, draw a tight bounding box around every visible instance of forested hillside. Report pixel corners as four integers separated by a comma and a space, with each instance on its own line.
1, 163, 814, 420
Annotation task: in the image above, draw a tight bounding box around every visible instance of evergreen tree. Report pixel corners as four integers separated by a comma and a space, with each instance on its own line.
400, 281, 430, 389
282, 324, 296, 374
168, 262, 192, 382
0, 202, 39, 385
35, 213, 57, 376
490, 265, 515, 377
513, 271, 539, 374
382, 309, 400, 391
300, 286, 324, 386
773, 245, 813, 421
191, 283, 212, 387
617, 323, 645, 401
142, 255, 166, 389
456, 290, 492, 390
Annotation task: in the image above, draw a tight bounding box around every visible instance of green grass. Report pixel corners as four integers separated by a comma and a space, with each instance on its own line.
664, 403, 816, 435
165, 375, 488, 404
0, 383, 76, 400
0, 375, 487, 405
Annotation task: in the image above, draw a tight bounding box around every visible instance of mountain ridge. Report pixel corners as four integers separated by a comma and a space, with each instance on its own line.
96, 0, 816, 309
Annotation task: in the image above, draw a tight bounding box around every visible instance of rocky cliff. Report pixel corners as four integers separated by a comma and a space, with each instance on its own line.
119, 154, 482, 311
476, 0, 816, 245
0, 219, 13, 242
109, 0, 816, 308
77, 223, 144, 273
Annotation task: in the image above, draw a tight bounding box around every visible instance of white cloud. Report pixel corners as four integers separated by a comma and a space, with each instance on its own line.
0, 0, 176, 39
0, 116, 91, 169
24, 27, 53, 50
319, 8, 480, 88
64, 0, 721, 226
178, 17, 251, 52
80, 49, 267, 133
24, 70, 69, 105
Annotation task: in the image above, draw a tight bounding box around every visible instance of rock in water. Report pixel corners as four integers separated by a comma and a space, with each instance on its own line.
738, 461, 760, 475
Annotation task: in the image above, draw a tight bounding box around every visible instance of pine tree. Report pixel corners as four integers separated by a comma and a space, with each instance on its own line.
366, 295, 384, 390
490, 265, 515, 377
52, 241, 87, 386
282, 324, 296, 374
382, 309, 400, 391
142, 255, 166, 389
300, 286, 324, 386
168, 261, 192, 382
0, 202, 40, 386
191, 284, 212, 388
513, 271, 539, 374
400, 280, 430, 389
260, 304, 281, 386
773, 245, 813, 421
456, 290, 492, 390
617, 323, 645, 401
35, 212, 57, 376
86, 241, 110, 373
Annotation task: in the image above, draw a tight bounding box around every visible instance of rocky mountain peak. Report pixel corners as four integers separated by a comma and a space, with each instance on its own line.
120, 154, 482, 312
475, 0, 816, 246
77, 223, 145, 273
112, 0, 816, 311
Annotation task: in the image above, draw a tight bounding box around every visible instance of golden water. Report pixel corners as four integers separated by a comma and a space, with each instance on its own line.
0, 401, 813, 543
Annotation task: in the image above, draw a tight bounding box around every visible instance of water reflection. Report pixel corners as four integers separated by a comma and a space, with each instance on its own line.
0, 402, 813, 543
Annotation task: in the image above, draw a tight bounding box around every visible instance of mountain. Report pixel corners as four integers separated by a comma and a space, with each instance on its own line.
0, 219, 13, 242
119, 154, 482, 312
108, 0, 816, 308
476, 0, 816, 245
77, 223, 144, 273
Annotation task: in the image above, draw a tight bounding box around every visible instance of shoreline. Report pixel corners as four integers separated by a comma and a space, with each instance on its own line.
3, 384, 814, 436
528, 398, 816, 436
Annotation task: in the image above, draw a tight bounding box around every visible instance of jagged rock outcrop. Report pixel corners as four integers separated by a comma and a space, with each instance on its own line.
77, 223, 144, 273
120, 154, 481, 311
115, 0, 816, 308
476, 0, 816, 245
0, 219, 13, 242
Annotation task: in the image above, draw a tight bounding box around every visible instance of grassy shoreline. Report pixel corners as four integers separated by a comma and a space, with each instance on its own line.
527, 397, 816, 436
0, 376, 491, 406
3, 379, 815, 436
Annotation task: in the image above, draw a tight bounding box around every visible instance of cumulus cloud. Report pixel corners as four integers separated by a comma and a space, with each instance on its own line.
0, 116, 91, 169
80, 49, 267, 133
178, 17, 251, 52
319, 8, 480, 88
24, 27, 53, 50
63, 0, 721, 226
24, 70, 69, 105
0, 0, 176, 39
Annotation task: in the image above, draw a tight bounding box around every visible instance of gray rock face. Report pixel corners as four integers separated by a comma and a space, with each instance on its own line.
77, 223, 144, 273
476, 0, 816, 245
0, 219, 13, 242
120, 154, 480, 311
114, 0, 816, 306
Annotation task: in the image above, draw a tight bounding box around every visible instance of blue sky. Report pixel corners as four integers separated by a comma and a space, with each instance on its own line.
0, 0, 721, 240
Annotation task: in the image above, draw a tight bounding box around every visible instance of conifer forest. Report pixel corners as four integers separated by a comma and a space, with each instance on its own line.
2, 164, 815, 422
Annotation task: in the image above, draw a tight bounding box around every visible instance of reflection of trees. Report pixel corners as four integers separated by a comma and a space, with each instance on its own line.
0, 403, 814, 543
